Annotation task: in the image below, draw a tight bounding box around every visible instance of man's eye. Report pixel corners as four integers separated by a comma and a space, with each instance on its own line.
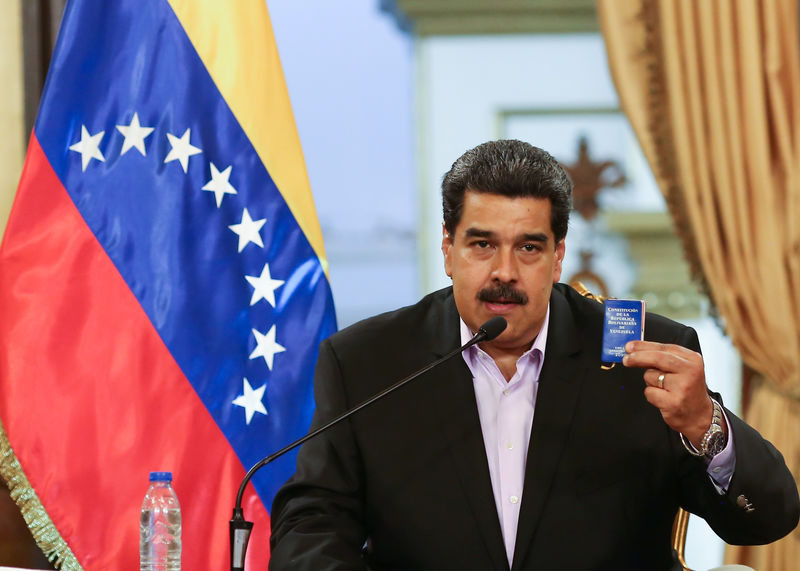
473, 240, 490, 248
521, 244, 541, 252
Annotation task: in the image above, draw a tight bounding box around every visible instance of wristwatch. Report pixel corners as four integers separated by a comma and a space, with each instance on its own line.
680, 399, 727, 459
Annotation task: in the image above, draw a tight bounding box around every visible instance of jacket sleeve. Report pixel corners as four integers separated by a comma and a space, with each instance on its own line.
679, 406, 800, 545
671, 327, 800, 544
269, 339, 369, 570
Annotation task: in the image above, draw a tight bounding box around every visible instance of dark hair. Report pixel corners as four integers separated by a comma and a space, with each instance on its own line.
442, 139, 573, 243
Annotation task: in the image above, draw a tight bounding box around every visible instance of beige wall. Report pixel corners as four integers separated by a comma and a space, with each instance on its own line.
0, 0, 25, 239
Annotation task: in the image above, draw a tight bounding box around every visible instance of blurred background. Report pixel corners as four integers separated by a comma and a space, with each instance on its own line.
0, 0, 745, 568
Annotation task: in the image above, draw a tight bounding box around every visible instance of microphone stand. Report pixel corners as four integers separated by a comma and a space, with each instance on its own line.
229, 316, 507, 570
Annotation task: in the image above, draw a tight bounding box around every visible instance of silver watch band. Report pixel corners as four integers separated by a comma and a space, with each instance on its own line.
680, 399, 725, 458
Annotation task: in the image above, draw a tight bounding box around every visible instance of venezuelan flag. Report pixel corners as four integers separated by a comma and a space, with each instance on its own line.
0, 0, 336, 568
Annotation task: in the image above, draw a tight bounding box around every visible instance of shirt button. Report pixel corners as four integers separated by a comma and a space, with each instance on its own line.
509, 495, 519, 504
503, 389, 510, 396
506, 441, 514, 450
712, 467, 721, 473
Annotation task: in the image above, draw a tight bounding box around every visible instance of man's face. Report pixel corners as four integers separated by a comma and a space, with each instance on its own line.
442, 191, 565, 356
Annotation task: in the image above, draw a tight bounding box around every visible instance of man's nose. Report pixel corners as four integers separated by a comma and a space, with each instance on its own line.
490, 247, 518, 282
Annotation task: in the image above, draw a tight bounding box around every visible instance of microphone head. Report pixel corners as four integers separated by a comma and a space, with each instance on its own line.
478, 316, 507, 341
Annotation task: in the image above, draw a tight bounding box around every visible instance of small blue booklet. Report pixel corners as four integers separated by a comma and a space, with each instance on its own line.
601, 299, 645, 362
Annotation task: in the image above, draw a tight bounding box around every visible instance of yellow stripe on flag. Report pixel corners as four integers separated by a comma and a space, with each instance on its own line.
167, 0, 329, 274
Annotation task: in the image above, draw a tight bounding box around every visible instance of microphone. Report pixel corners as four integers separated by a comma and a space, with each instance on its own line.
477, 315, 507, 342
229, 315, 507, 570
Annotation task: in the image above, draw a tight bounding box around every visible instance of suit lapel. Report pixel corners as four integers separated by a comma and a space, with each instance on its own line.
427, 291, 509, 571
511, 287, 588, 570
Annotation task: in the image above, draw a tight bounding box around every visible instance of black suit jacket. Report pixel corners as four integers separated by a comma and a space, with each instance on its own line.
270, 285, 799, 570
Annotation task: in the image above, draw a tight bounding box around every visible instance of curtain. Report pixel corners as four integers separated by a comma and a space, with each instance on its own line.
596, 0, 800, 567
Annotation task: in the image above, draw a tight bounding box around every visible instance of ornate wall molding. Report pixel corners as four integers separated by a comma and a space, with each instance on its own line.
383, 0, 598, 35
605, 211, 701, 321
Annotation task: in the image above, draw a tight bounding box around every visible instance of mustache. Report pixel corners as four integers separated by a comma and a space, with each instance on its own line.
477, 283, 528, 305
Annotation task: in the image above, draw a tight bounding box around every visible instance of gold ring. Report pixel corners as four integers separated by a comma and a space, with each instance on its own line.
657, 373, 665, 389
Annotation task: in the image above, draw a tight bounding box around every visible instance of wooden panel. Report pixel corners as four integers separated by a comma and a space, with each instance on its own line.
21, 0, 66, 136
0, 482, 54, 568
0, 0, 25, 239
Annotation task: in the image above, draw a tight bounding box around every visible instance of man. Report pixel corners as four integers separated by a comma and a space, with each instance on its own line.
270, 140, 799, 570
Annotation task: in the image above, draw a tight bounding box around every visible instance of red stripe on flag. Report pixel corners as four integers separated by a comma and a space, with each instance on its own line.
0, 135, 271, 568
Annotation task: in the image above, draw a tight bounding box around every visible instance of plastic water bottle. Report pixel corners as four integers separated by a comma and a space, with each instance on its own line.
140, 471, 181, 571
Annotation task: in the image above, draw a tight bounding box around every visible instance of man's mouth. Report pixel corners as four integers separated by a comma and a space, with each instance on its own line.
483, 301, 518, 315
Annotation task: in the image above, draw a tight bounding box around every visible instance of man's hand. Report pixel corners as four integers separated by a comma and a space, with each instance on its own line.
622, 340, 726, 448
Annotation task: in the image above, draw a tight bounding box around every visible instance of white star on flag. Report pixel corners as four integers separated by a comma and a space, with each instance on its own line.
249, 325, 286, 370
202, 162, 238, 207
69, 125, 105, 171
245, 262, 285, 307
116, 112, 154, 156
164, 128, 202, 172
229, 208, 266, 252
231, 377, 268, 424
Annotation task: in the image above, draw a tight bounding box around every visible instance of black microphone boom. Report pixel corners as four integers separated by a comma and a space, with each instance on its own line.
229, 315, 507, 570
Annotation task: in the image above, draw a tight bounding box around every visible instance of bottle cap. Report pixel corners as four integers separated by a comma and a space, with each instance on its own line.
149, 471, 173, 482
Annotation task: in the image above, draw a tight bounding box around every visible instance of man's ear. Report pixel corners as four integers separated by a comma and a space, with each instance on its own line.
552, 239, 566, 283
441, 223, 453, 278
